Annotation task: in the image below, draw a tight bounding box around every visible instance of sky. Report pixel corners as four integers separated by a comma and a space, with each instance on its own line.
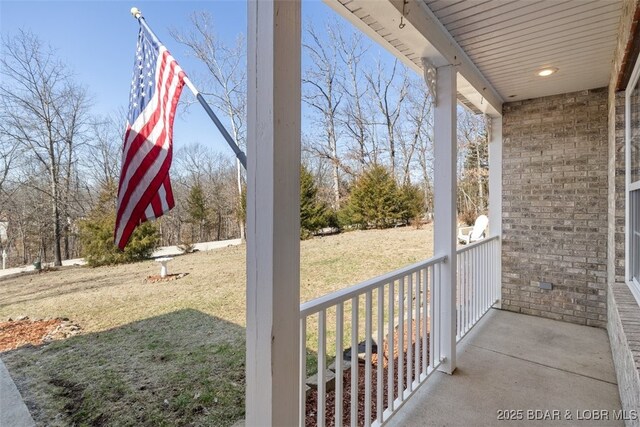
0, 0, 389, 157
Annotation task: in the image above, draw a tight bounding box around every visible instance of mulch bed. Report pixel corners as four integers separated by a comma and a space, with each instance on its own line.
305, 321, 428, 426
0, 317, 81, 352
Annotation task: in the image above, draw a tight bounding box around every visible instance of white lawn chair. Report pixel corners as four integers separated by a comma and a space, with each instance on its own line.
458, 215, 489, 245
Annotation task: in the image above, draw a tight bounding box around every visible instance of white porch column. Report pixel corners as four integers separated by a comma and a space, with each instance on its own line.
246, 1, 301, 426
488, 116, 503, 308
434, 64, 457, 374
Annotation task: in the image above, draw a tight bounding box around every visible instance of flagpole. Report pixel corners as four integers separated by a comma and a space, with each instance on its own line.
130, 7, 247, 170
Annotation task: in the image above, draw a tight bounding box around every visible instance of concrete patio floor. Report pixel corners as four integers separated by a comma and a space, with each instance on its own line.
387, 309, 623, 427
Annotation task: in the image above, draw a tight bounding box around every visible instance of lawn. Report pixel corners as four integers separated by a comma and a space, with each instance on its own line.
0, 226, 433, 426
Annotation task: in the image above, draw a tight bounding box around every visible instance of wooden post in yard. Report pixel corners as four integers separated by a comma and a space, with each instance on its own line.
245, 0, 301, 425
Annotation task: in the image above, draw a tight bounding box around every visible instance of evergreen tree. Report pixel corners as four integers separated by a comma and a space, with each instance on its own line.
397, 183, 425, 224
79, 180, 159, 267
345, 165, 400, 229
186, 182, 209, 242
300, 165, 331, 239
238, 167, 334, 239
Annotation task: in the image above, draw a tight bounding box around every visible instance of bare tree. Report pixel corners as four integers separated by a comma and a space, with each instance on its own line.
172, 12, 247, 240
335, 28, 373, 171
457, 109, 488, 216
85, 114, 123, 192
365, 58, 408, 179
398, 75, 432, 186
303, 22, 344, 208
0, 31, 88, 266
174, 143, 237, 243
55, 82, 90, 259
406, 78, 435, 214
0, 132, 20, 205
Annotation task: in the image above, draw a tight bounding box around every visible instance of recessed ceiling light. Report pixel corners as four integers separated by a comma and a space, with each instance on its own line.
537, 67, 558, 77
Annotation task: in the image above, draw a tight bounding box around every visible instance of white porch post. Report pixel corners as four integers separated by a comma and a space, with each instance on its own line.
488, 116, 503, 308
434, 64, 457, 374
246, 1, 301, 426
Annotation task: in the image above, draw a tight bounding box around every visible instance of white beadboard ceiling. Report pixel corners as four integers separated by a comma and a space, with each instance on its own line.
326, 0, 623, 110
423, 0, 622, 101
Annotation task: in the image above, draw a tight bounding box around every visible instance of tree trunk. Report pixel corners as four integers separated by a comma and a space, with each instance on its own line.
64, 221, 70, 260
21, 229, 27, 265
329, 128, 340, 209
50, 169, 62, 266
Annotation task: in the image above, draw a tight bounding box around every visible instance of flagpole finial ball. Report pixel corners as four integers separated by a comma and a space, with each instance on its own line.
130, 7, 142, 19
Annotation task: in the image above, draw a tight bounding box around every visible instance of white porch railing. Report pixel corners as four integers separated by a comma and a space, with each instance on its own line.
299, 235, 500, 427
300, 255, 446, 427
456, 235, 501, 341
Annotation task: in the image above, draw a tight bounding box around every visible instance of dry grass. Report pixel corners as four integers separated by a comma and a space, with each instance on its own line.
0, 226, 433, 426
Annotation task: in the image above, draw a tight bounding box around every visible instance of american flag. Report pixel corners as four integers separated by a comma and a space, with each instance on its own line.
115, 23, 186, 250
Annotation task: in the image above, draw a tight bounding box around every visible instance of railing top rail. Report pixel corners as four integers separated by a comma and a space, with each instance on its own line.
456, 235, 499, 255
300, 255, 447, 318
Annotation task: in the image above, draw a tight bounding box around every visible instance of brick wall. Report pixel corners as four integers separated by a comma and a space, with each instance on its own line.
501, 88, 609, 328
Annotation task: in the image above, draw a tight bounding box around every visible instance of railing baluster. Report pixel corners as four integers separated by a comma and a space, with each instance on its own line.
464, 251, 469, 334
492, 240, 496, 303
459, 252, 463, 336
482, 245, 486, 315
480, 244, 484, 317
318, 310, 326, 427
351, 296, 358, 427
485, 243, 489, 311
398, 276, 404, 399
429, 265, 435, 370
466, 250, 470, 333
435, 263, 441, 365
300, 318, 307, 427
480, 246, 484, 317
494, 239, 499, 304
335, 303, 344, 427
365, 291, 372, 427
456, 258, 461, 340
484, 244, 488, 313
407, 272, 413, 391
415, 270, 421, 383
422, 268, 428, 375
377, 287, 384, 424
387, 280, 395, 411
474, 248, 478, 323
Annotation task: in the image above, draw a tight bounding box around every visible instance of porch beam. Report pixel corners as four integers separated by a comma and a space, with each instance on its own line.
433, 64, 457, 374
323, 0, 502, 117
398, 0, 502, 116
488, 117, 503, 308
246, 1, 301, 425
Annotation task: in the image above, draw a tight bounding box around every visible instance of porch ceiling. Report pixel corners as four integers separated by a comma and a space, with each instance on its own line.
325, 0, 623, 112
424, 0, 623, 102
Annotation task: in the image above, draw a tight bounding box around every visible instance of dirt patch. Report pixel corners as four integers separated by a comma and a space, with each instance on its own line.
144, 273, 189, 284
0, 317, 81, 352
